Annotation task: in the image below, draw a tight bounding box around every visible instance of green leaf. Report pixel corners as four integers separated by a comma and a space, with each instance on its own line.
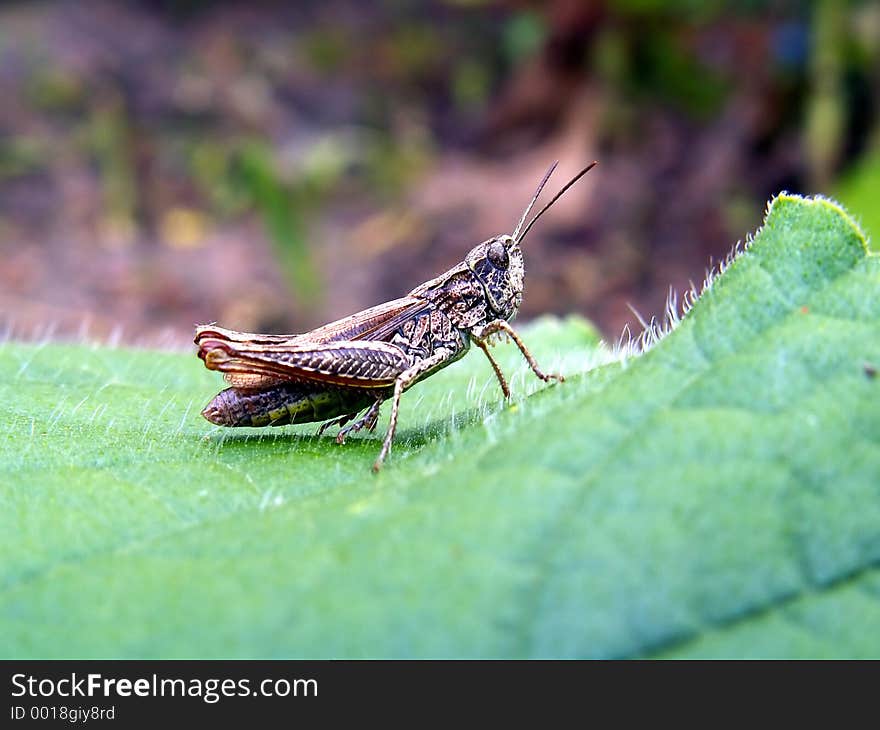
2, 195, 879, 658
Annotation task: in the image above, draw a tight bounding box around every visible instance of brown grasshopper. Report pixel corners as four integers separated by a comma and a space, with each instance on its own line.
195, 161, 597, 471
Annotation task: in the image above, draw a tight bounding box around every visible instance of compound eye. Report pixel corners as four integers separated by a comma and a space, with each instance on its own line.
487, 241, 509, 269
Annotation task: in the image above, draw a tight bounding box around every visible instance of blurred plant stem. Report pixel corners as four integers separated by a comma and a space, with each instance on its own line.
235, 140, 345, 313
804, 0, 846, 189
855, 2, 880, 153
88, 94, 138, 246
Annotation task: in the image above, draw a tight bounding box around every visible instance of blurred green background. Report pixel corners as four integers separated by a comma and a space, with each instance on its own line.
1, 0, 878, 343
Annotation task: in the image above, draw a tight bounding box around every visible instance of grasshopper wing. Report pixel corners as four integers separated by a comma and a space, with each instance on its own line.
198, 337, 412, 389
195, 296, 429, 349
196, 296, 432, 388
303, 296, 431, 344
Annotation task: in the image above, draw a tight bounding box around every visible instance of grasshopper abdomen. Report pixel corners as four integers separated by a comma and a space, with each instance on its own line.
202, 384, 380, 428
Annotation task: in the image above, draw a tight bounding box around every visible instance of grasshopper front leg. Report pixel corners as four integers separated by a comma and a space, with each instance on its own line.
472, 337, 511, 399
373, 348, 455, 472
472, 319, 564, 387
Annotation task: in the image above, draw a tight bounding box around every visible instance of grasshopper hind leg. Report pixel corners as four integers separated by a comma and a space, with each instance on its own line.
316, 398, 384, 445
316, 413, 353, 439
337, 398, 383, 444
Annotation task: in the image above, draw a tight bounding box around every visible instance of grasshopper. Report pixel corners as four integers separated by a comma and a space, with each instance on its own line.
195, 161, 597, 471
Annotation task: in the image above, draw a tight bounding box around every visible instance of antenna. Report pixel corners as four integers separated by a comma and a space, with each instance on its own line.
511, 161, 559, 241
516, 161, 598, 244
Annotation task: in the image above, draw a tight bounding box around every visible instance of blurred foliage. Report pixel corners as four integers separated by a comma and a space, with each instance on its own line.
804, 0, 846, 188
836, 146, 880, 249
502, 10, 547, 63
0, 137, 49, 180
24, 66, 85, 112
300, 27, 353, 74
628, 26, 728, 118
234, 140, 323, 308
1, 0, 880, 336
87, 97, 139, 246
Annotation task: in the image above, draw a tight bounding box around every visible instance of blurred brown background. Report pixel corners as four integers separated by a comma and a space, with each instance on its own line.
1, 0, 878, 347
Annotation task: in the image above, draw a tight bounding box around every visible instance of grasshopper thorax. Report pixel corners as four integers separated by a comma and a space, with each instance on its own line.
465, 234, 524, 321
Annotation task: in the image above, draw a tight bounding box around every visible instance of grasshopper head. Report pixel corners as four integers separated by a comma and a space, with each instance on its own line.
466, 235, 524, 320
464, 161, 597, 322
